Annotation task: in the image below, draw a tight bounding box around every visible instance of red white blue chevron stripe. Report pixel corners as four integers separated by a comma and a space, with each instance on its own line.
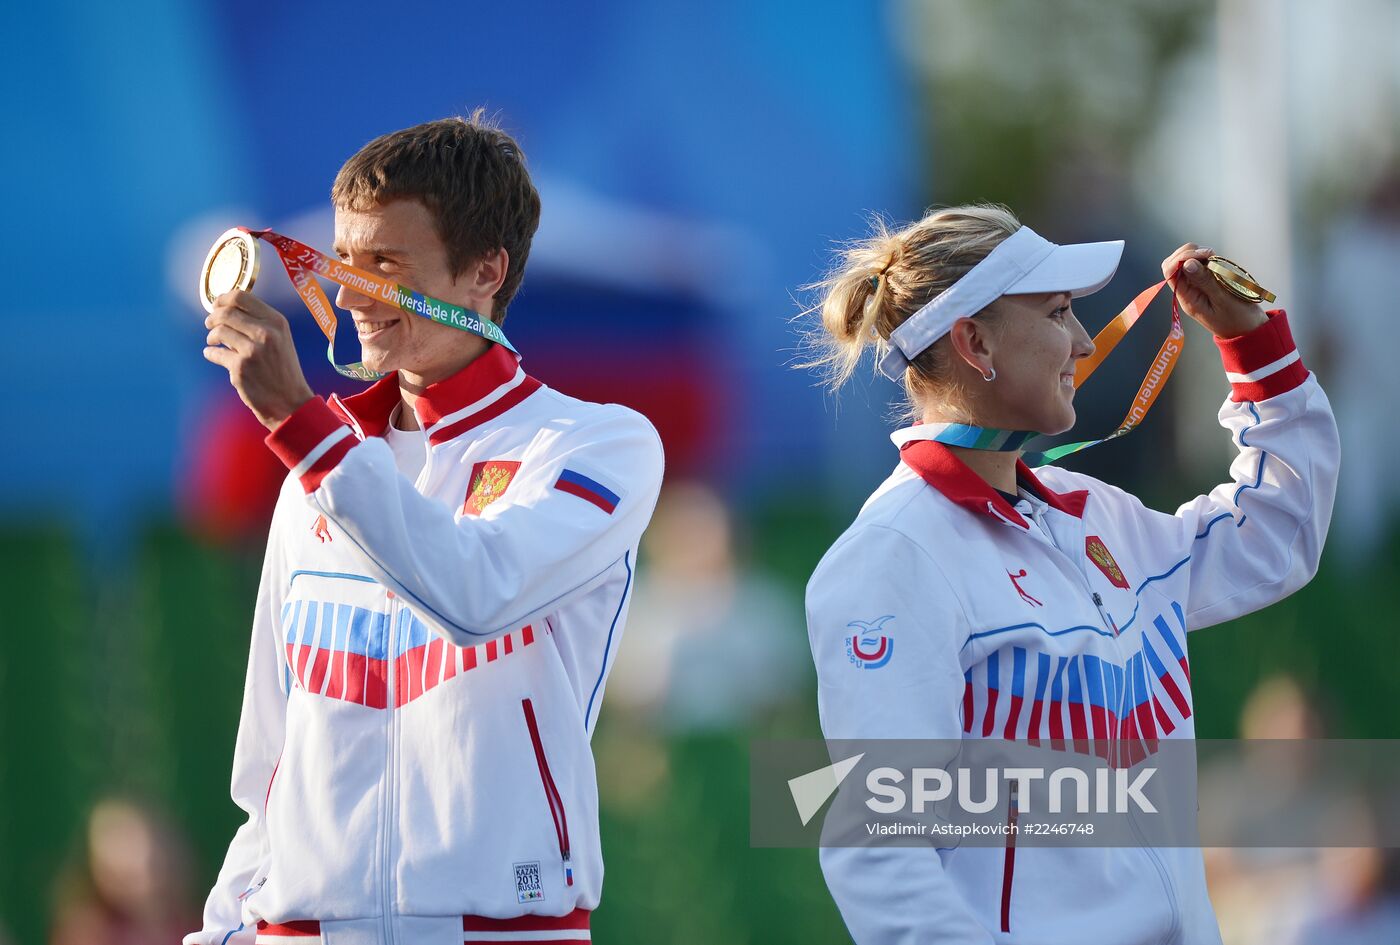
959, 607, 1193, 766
279, 600, 544, 709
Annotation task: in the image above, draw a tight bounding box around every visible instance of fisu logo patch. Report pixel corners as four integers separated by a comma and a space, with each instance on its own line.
464, 460, 521, 516
845, 616, 895, 669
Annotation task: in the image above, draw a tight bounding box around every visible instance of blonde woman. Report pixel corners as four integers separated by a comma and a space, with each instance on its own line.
804, 205, 1337, 943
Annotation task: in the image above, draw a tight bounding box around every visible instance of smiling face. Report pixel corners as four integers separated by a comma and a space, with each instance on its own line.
332, 199, 505, 386
936, 290, 1097, 435
985, 291, 1096, 434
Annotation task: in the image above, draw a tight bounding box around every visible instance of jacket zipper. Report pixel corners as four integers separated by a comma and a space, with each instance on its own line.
380, 595, 402, 944
1073, 554, 1182, 942
380, 419, 426, 945
241, 751, 283, 903
1090, 591, 1117, 635
1000, 782, 1019, 933
521, 698, 573, 886
1015, 514, 1182, 942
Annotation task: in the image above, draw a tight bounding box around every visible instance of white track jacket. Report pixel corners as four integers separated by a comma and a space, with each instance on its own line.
807, 311, 1337, 944
187, 345, 664, 945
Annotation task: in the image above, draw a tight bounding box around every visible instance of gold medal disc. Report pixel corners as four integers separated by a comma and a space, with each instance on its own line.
1206, 255, 1276, 305
199, 228, 262, 313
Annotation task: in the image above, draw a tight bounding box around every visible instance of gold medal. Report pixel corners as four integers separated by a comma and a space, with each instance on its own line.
199, 227, 262, 313
1206, 255, 1276, 304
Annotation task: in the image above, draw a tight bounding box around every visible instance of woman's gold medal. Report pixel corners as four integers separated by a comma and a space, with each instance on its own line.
1206, 255, 1276, 304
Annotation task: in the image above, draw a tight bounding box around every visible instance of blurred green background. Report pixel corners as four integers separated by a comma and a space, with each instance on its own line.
3, 508, 1396, 944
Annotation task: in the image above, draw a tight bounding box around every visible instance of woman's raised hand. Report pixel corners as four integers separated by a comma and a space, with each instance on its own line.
1162, 243, 1270, 338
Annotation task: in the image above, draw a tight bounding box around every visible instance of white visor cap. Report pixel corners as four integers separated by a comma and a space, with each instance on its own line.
878, 226, 1124, 381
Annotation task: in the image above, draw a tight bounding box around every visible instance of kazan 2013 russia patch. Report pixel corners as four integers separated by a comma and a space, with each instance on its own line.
463, 460, 522, 516
553, 468, 622, 514
513, 860, 544, 903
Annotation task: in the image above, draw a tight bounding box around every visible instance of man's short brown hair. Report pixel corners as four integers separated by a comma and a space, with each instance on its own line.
332, 111, 542, 321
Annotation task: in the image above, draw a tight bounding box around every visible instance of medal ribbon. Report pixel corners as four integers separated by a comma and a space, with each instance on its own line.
243, 228, 516, 382
913, 279, 1184, 467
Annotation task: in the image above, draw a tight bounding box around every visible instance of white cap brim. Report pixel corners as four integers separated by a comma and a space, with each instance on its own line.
880, 227, 1126, 381
1004, 239, 1124, 299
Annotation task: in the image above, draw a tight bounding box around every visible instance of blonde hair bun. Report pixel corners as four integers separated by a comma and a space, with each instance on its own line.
802, 203, 1021, 405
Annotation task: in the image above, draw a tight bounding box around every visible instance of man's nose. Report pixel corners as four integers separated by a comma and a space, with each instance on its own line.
335, 283, 376, 311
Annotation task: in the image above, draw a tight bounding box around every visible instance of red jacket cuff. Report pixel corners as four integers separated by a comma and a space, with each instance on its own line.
1213, 309, 1309, 403
265, 397, 357, 493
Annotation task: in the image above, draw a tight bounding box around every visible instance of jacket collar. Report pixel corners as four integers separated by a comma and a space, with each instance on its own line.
899, 438, 1088, 529
329, 344, 542, 446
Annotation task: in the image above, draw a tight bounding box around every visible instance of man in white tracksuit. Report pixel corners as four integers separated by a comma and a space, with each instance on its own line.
804, 205, 1337, 943
187, 116, 664, 945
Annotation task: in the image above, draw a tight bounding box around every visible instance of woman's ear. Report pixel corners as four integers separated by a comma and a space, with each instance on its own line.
947, 316, 996, 376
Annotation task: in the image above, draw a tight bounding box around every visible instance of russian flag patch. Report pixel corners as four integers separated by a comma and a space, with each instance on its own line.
554, 468, 621, 514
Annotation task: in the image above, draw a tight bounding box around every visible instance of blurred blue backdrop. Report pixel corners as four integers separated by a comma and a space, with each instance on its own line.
2, 0, 915, 550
